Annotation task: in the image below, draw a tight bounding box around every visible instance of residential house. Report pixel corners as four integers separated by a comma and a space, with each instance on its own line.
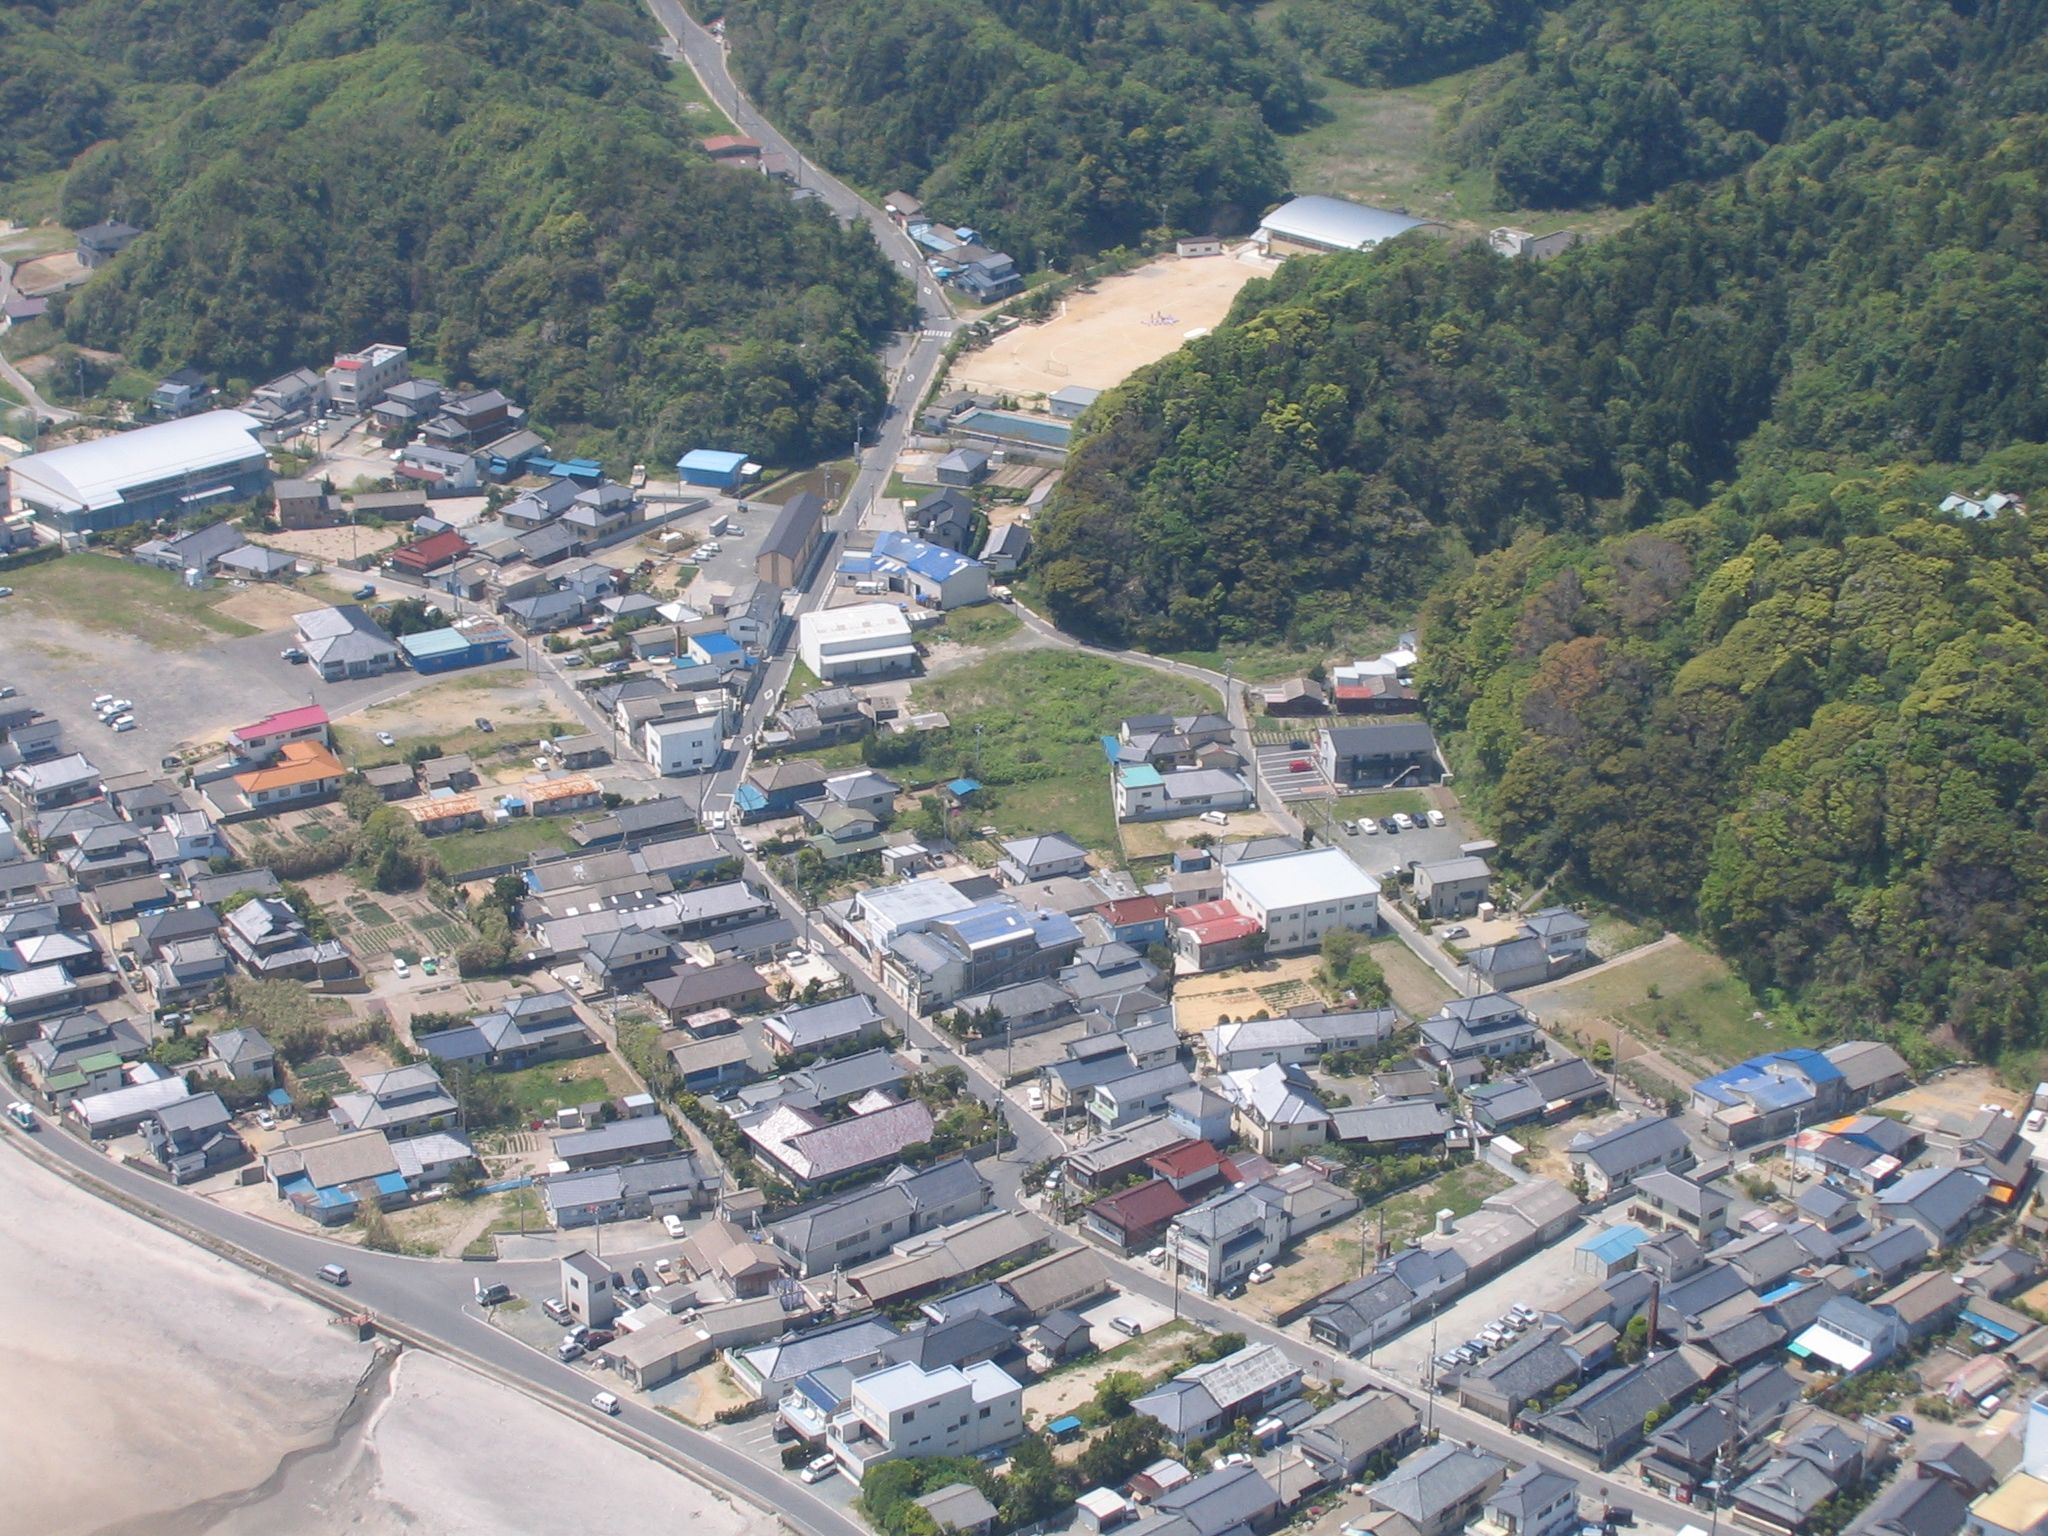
539, 1152, 713, 1228
1569, 1116, 1696, 1202
203, 1026, 276, 1086
1368, 1445, 1509, 1536
1294, 1390, 1422, 1485
1848, 1443, 1992, 1536
1630, 1169, 1733, 1245
1085, 1180, 1190, 1253
1731, 1417, 1877, 1535
1533, 1348, 1716, 1467
1877, 1167, 1987, 1252
764, 993, 885, 1056
1479, 1468, 1583, 1536
1412, 856, 1491, 919
292, 605, 398, 681
1421, 993, 1539, 1064
141, 1091, 246, 1183
1227, 1063, 1332, 1157
746, 1098, 938, 1188
551, 1116, 675, 1170
1132, 1343, 1302, 1447
1148, 1465, 1282, 1536
221, 896, 354, 983
330, 1064, 459, 1138
998, 832, 1090, 886
414, 992, 596, 1070
1468, 1055, 1609, 1132
827, 1359, 1023, 1478
1467, 908, 1593, 992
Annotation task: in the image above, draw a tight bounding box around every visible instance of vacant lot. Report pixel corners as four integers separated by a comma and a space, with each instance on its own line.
888, 649, 1217, 852
254, 523, 405, 564
1529, 936, 1787, 1078
1022, 1319, 1199, 1423
1172, 955, 1331, 1031
0, 551, 260, 649
1880, 1069, 2020, 1133
431, 816, 578, 875
1121, 806, 1286, 860
1370, 936, 1456, 1019
333, 669, 574, 767
952, 251, 1273, 398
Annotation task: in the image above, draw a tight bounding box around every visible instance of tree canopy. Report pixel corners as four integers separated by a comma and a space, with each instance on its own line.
721, 0, 1307, 265
29, 0, 912, 466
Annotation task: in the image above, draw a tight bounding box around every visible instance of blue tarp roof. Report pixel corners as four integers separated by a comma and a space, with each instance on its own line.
1048, 1414, 1084, 1435
693, 632, 743, 657
733, 784, 768, 812
948, 778, 981, 797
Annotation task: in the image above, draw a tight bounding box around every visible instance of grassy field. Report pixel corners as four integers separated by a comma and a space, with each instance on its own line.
429, 817, 577, 875
1369, 935, 1456, 1018
934, 604, 1022, 647
664, 59, 735, 134
892, 649, 1218, 852
0, 552, 260, 649
459, 1186, 546, 1258
1370, 1161, 1512, 1249
1273, 47, 1642, 241
494, 1057, 633, 1122
1535, 937, 1801, 1075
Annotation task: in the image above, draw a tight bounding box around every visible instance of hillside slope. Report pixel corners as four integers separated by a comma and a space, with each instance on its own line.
31, 0, 911, 464
1033, 18, 2048, 650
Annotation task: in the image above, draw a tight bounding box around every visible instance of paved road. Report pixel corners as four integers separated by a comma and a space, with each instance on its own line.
0, 258, 74, 425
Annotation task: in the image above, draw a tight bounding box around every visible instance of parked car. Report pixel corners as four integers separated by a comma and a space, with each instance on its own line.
0, 586, 13, 597
1109, 1316, 1145, 1338
1026, 1085, 1045, 1111
7, 1102, 38, 1130
1200, 810, 1230, 826
557, 1340, 586, 1362
542, 1298, 572, 1324
1391, 813, 1416, 831
583, 1328, 616, 1348
354, 583, 378, 600
605, 659, 633, 674
1426, 808, 1447, 827
1886, 1415, 1915, 1435
112, 717, 136, 732
421, 956, 438, 975
1442, 925, 1469, 940
475, 1280, 512, 1306
255, 1109, 275, 1130
1288, 758, 1311, 773
801, 1455, 839, 1485
474, 716, 493, 732
631, 1265, 651, 1292
1249, 1262, 1276, 1284
1359, 818, 1380, 834
663, 1214, 689, 1239
280, 646, 308, 663
393, 958, 409, 977
375, 730, 396, 746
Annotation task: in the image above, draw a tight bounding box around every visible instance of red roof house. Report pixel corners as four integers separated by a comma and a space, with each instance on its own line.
389, 529, 470, 575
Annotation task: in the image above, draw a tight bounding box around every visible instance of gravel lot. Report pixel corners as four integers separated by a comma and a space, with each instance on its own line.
1368, 1217, 1594, 1382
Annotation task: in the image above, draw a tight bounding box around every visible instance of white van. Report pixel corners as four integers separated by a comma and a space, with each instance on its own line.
801, 1455, 840, 1484
591, 1391, 621, 1416
318, 1263, 351, 1287
1200, 810, 1229, 826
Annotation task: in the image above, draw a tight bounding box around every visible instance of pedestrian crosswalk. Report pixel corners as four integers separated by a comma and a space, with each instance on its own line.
919, 327, 954, 339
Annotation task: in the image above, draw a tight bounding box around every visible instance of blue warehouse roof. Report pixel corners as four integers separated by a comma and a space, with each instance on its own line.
678, 449, 748, 473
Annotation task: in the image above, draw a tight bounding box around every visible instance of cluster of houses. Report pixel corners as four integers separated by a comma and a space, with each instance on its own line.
883, 192, 1023, 303
1108, 711, 1258, 825
1256, 642, 1423, 719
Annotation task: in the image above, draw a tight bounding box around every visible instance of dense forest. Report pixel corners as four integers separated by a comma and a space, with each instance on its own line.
1446, 0, 1975, 206
1418, 453, 2048, 1060
22, 0, 912, 465
1271, 0, 1542, 88
719, 0, 1307, 264
1035, 10, 2048, 650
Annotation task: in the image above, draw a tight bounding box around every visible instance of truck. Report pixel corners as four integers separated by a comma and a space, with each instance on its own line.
6, 1102, 36, 1130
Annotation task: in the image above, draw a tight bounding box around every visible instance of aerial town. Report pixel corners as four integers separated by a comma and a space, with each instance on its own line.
3, 1, 2048, 1535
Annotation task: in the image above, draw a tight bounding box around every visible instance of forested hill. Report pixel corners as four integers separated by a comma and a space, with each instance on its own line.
28, 0, 912, 464
718, 0, 1307, 265
1033, 15, 2048, 652
1418, 455, 2048, 1062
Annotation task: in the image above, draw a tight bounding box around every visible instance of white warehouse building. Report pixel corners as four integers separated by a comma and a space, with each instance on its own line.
1256, 195, 1430, 257
1224, 846, 1381, 954
798, 603, 917, 682
7, 410, 271, 538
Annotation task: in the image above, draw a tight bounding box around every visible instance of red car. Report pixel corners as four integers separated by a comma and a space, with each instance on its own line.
1289, 758, 1311, 772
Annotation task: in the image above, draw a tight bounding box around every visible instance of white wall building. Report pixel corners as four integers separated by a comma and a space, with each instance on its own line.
798, 603, 917, 682
1223, 846, 1381, 954
646, 714, 721, 777
828, 1359, 1024, 1476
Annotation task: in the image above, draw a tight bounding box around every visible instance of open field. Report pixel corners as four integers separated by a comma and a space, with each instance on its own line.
1529, 936, 1792, 1078
332, 669, 573, 767
1368, 935, 1457, 1018
1332, 789, 1432, 822
887, 649, 1218, 852
0, 551, 260, 649
430, 815, 578, 874
1274, 53, 1644, 242
951, 251, 1274, 398
1171, 955, 1331, 1031
932, 603, 1023, 647
1021, 1319, 1199, 1422
0, 1141, 373, 1535
1879, 1069, 2020, 1134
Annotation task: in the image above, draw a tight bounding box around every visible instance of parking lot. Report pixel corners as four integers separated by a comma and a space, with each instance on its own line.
1367, 1219, 1596, 1382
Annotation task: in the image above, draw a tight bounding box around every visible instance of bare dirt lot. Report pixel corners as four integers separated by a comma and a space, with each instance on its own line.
1022, 1319, 1199, 1422
254, 523, 405, 563
1120, 807, 1286, 860
1879, 1069, 2020, 1133
1172, 955, 1332, 1032
332, 669, 575, 766
952, 249, 1274, 398
13, 249, 86, 294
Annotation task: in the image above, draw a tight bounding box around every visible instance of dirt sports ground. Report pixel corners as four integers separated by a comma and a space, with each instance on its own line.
952, 247, 1277, 398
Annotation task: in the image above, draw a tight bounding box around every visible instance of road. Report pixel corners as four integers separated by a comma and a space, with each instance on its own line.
0, 258, 73, 424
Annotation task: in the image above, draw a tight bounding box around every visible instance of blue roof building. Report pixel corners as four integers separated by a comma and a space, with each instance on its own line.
1577, 1224, 1648, 1276
677, 448, 752, 488
842, 530, 991, 610
1692, 1048, 1851, 1149
688, 630, 746, 669
398, 623, 515, 674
